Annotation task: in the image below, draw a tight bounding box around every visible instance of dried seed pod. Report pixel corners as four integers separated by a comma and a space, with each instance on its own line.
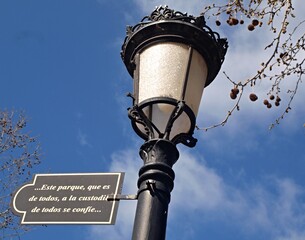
231, 87, 239, 95
216, 20, 221, 26
248, 24, 255, 31
269, 95, 275, 100
276, 96, 281, 102
232, 18, 239, 25
228, 18, 234, 26
267, 103, 272, 109
230, 92, 237, 100
249, 93, 258, 102
252, 19, 259, 26
263, 99, 269, 105
275, 101, 280, 107
240, 19, 244, 24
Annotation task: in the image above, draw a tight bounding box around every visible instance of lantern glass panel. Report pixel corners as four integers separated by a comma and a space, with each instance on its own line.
135, 41, 208, 139
138, 42, 187, 104
138, 42, 208, 115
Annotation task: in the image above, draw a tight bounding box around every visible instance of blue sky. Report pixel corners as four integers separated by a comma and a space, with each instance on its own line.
1, 0, 305, 240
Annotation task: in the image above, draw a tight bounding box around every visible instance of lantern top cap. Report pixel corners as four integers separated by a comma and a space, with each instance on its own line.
121, 5, 228, 87
121, 5, 228, 58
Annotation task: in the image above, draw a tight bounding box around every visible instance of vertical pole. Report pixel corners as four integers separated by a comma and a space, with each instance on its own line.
132, 139, 179, 240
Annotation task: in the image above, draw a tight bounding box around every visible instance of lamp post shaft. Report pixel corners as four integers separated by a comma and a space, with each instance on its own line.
132, 139, 179, 240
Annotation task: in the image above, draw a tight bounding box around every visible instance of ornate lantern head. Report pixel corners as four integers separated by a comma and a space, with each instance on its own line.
121, 6, 228, 147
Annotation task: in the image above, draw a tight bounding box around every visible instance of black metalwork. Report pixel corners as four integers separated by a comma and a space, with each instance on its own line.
121, 5, 228, 87
132, 139, 179, 240
127, 96, 197, 147
122, 5, 229, 147
107, 194, 138, 201
181, 47, 194, 100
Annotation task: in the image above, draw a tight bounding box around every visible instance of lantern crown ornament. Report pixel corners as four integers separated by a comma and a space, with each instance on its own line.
121, 6, 228, 147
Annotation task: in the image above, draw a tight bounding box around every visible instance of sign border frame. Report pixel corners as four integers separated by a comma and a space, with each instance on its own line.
11, 172, 124, 225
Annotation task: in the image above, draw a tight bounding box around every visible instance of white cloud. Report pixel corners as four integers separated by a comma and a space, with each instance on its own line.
87, 148, 305, 240
277, 232, 305, 240
87, 149, 140, 240
77, 129, 92, 147
172, 150, 226, 211
172, 150, 305, 239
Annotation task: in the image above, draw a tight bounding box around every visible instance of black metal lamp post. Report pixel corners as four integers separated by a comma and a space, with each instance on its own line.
121, 6, 228, 240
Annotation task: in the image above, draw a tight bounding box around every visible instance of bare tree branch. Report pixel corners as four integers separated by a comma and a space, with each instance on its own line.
198, 0, 304, 130
0, 110, 41, 239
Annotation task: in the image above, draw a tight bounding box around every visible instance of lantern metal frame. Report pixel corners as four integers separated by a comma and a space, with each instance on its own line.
128, 96, 197, 147
121, 6, 228, 147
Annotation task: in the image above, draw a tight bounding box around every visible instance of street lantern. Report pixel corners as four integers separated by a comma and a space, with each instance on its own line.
122, 5, 228, 147
121, 6, 228, 240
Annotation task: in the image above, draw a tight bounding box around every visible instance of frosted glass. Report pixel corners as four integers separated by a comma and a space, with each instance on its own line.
138, 42, 208, 116
184, 49, 208, 115
135, 42, 208, 139
138, 42, 189, 103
